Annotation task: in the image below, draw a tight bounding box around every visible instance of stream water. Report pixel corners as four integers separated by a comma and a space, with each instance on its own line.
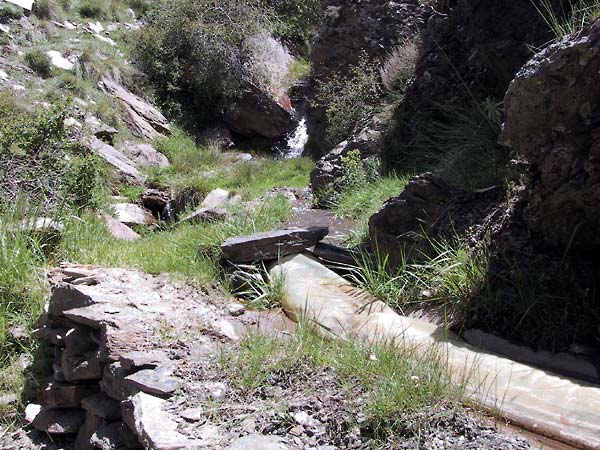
282, 117, 308, 158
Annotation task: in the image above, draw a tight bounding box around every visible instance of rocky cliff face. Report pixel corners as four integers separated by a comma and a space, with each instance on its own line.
383, 0, 559, 168
305, 0, 424, 157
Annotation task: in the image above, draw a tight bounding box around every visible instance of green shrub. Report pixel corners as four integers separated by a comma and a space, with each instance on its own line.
0, 4, 24, 21
77, 1, 110, 19
132, 0, 273, 126
24, 50, 53, 79
33, 0, 65, 20
268, 0, 321, 56
61, 154, 108, 211
315, 55, 383, 147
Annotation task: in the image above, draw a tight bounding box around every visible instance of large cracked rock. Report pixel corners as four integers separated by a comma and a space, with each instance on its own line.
100, 77, 171, 141
501, 20, 600, 252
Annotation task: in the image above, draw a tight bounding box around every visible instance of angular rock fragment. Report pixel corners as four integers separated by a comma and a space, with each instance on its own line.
85, 116, 118, 144
85, 137, 144, 185
312, 242, 358, 267
221, 227, 329, 263
81, 393, 122, 420
119, 350, 169, 371
100, 213, 141, 242
201, 188, 242, 209
38, 382, 98, 408
122, 392, 199, 449
26, 405, 86, 435
125, 368, 180, 397
113, 203, 156, 226
122, 143, 170, 169
100, 77, 171, 140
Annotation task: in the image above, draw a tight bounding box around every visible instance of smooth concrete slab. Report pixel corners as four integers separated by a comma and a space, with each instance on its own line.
270, 253, 600, 450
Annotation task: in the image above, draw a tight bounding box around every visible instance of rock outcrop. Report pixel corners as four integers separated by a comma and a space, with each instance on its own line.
383, 0, 559, 168
99, 77, 171, 141
501, 19, 600, 252
305, 0, 424, 157
28, 266, 241, 449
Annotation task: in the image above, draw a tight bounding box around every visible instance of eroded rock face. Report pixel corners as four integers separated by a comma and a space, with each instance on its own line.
383, 0, 558, 168
306, 0, 424, 157
99, 77, 171, 141
501, 20, 600, 252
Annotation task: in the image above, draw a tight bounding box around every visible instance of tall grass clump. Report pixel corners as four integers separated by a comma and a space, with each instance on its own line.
387, 99, 505, 190
0, 202, 49, 365
535, 0, 600, 40
348, 238, 489, 319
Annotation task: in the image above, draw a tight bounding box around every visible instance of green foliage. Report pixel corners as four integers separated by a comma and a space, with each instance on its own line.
33, 0, 65, 20
221, 324, 461, 440
333, 173, 410, 246
0, 201, 49, 375
133, 0, 273, 125
0, 4, 23, 22
347, 238, 488, 316
284, 58, 311, 89
315, 55, 383, 147
315, 149, 380, 208
535, 0, 600, 39
59, 195, 292, 284
231, 264, 287, 309
24, 50, 53, 79
76, 0, 134, 21
0, 96, 73, 206
61, 154, 108, 210
268, 0, 321, 56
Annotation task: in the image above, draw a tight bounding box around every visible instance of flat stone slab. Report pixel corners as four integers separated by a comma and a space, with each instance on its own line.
270, 254, 600, 450
221, 227, 329, 263
125, 368, 180, 396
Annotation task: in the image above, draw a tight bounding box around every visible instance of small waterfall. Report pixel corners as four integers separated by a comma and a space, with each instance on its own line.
283, 118, 308, 158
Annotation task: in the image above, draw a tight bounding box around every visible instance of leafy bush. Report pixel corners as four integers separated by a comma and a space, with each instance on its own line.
62, 154, 108, 210
315, 55, 383, 147
133, 0, 273, 125
268, 0, 321, 56
33, 0, 65, 20
0, 94, 109, 211
24, 50, 53, 79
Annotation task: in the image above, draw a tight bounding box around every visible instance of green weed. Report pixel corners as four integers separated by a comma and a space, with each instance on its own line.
535, 0, 600, 40
220, 324, 461, 440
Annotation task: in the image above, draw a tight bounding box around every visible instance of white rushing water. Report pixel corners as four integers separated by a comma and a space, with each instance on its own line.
284, 118, 308, 158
